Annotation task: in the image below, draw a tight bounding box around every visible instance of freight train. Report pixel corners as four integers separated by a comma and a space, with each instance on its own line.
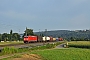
24, 36, 63, 43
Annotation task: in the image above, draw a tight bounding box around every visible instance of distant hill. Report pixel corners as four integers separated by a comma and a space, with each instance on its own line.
34, 30, 90, 40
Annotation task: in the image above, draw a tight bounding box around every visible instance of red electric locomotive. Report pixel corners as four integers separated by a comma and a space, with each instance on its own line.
24, 36, 38, 43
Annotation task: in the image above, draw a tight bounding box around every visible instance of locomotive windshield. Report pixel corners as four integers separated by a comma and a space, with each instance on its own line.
24, 36, 28, 38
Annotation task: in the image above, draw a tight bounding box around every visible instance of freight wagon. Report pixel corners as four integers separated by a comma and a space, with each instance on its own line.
37, 36, 43, 42
58, 38, 63, 41
49, 37, 53, 42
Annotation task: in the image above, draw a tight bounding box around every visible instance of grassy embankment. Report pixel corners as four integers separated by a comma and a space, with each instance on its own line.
0, 41, 23, 45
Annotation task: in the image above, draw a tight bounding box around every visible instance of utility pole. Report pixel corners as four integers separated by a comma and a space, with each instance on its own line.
0, 34, 2, 42
19, 29, 20, 34
10, 29, 13, 42
45, 29, 47, 42
45, 29, 47, 36
39, 29, 41, 36
26, 27, 27, 36
39, 29, 40, 35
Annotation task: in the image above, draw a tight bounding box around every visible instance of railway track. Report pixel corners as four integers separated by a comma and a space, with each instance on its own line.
0, 41, 61, 51
0, 43, 24, 47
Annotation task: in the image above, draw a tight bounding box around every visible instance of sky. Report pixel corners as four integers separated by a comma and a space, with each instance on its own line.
0, 0, 90, 33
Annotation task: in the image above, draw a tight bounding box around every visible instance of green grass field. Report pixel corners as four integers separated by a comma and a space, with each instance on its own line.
24, 41, 90, 60
2, 48, 90, 60
31, 48, 90, 60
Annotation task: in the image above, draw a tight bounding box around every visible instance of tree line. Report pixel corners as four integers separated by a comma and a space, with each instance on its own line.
1, 28, 90, 42
35, 30, 90, 41
0, 28, 35, 42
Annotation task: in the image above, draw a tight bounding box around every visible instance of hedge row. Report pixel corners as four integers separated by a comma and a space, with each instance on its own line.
69, 44, 90, 49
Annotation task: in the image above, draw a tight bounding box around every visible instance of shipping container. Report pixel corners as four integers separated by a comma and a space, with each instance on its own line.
42, 36, 50, 42
42, 36, 47, 41
53, 38, 56, 41
47, 37, 50, 42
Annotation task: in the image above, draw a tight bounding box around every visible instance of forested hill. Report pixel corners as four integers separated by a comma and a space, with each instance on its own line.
34, 30, 90, 40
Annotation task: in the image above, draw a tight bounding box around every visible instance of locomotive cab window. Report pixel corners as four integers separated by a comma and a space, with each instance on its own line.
24, 37, 28, 38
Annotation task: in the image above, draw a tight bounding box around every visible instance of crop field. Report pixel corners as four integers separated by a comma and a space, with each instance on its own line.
68, 41, 90, 45
68, 41, 90, 48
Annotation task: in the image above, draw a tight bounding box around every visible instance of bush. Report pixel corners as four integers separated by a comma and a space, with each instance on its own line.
2, 47, 18, 54
30, 42, 65, 50
1, 47, 30, 55
69, 44, 90, 49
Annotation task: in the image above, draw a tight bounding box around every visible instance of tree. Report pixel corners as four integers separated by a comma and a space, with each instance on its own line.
0, 34, 2, 42
10, 30, 13, 35
70, 37, 74, 41
12, 33, 20, 41
10, 30, 13, 41
2, 33, 8, 42
24, 28, 34, 36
